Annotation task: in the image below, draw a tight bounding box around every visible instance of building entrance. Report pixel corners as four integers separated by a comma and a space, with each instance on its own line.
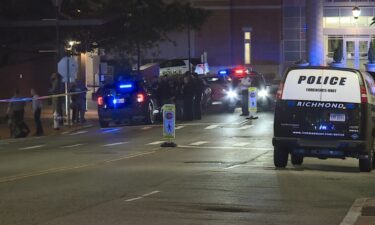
343, 37, 370, 70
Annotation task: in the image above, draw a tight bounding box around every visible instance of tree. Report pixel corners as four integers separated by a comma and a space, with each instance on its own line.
0, 0, 210, 67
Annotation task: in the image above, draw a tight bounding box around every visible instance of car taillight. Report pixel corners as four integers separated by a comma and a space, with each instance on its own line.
137, 93, 145, 103
276, 82, 284, 100
234, 69, 245, 77
97, 96, 104, 106
360, 85, 368, 103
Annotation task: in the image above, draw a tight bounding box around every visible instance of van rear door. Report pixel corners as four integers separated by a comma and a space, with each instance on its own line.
275, 68, 362, 140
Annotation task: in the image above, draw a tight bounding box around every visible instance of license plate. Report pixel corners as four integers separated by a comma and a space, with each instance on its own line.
117, 98, 125, 103
330, 113, 345, 122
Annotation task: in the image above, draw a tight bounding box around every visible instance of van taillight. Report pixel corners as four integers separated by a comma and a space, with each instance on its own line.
360, 86, 368, 103
97, 96, 104, 106
276, 82, 284, 100
137, 93, 145, 103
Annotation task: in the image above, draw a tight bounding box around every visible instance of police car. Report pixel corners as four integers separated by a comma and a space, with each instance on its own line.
95, 79, 159, 127
273, 66, 375, 172
218, 67, 272, 110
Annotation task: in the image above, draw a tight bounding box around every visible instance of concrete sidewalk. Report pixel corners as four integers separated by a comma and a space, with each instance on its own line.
354, 198, 375, 225
0, 106, 98, 140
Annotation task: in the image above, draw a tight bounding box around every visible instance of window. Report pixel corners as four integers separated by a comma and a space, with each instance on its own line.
244, 31, 251, 65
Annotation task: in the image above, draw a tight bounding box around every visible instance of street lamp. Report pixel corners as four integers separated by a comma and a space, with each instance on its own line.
352, 6, 361, 19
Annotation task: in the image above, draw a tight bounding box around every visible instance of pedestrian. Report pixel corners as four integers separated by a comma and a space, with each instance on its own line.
70, 79, 87, 123
6, 89, 30, 138
193, 73, 204, 120
30, 88, 44, 136
182, 74, 194, 121
175, 76, 184, 120
239, 75, 252, 116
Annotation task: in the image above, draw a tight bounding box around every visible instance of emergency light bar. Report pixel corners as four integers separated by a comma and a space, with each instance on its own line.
218, 69, 229, 76
119, 83, 133, 89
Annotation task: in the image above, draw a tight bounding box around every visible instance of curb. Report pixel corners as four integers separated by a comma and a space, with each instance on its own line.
340, 198, 375, 225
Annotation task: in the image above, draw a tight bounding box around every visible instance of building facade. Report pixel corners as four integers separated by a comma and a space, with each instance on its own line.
150, 0, 375, 76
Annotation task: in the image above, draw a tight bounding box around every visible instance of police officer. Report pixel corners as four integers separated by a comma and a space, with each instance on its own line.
7, 89, 30, 138
193, 73, 204, 120
239, 75, 251, 116
182, 74, 194, 121
70, 79, 87, 123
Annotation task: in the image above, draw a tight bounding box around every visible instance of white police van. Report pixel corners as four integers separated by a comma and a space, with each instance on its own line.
273, 67, 375, 172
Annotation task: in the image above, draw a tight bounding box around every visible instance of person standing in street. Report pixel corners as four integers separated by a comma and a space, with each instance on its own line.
30, 88, 44, 136
239, 75, 252, 116
182, 74, 194, 121
6, 89, 30, 138
193, 73, 204, 120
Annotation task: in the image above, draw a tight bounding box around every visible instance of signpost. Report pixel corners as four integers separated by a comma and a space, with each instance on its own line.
248, 87, 258, 120
161, 104, 177, 147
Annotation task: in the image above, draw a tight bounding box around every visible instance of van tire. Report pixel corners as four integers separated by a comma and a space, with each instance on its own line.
291, 154, 303, 165
274, 146, 288, 168
359, 141, 373, 172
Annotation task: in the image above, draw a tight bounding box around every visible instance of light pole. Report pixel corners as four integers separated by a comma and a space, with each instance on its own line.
51, 0, 63, 65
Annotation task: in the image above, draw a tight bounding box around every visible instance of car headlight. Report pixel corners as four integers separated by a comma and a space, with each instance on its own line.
258, 89, 268, 98
225, 89, 238, 99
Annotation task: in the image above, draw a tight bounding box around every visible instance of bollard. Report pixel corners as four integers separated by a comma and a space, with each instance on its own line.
161, 104, 177, 147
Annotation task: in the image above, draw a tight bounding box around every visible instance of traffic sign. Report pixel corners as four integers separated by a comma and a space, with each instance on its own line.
248, 87, 257, 115
58, 56, 78, 83
162, 104, 175, 140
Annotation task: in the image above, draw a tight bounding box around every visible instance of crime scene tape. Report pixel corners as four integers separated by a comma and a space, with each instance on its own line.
0, 91, 87, 103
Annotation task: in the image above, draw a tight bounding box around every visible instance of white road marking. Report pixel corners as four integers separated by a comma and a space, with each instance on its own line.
339, 198, 368, 225
69, 130, 88, 136
19, 145, 45, 150
125, 197, 143, 202
189, 141, 208, 146
175, 126, 185, 130
232, 142, 250, 147
239, 125, 254, 130
224, 165, 241, 170
141, 126, 152, 130
61, 143, 86, 148
125, 190, 160, 202
178, 145, 273, 151
142, 190, 160, 197
147, 141, 164, 145
103, 142, 128, 147
205, 125, 220, 129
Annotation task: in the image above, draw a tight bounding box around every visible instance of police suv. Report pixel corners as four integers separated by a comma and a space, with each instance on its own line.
273, 67, 375, 172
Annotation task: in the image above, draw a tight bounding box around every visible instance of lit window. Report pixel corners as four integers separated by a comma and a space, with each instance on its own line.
244, 31, 251, 65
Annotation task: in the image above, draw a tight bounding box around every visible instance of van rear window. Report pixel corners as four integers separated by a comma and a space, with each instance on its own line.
282, 69, 361, 103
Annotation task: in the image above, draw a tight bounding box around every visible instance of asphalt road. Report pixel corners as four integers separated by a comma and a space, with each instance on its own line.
0, 109, 374, 225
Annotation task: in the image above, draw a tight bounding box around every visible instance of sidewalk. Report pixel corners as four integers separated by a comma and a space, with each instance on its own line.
354, 198, 375, 225
0, 106, 98, 140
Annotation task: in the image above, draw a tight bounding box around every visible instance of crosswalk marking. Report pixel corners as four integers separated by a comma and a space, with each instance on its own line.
232, 142, 250, 147
189, 141, 208, 146
147, 141, 164, 145
61, 143, 86, 148
103, 142, 128, 147
205, 125, 219, 129
175, 126, 185, 130
19, 145, 45, 150
239, 125, 254, 130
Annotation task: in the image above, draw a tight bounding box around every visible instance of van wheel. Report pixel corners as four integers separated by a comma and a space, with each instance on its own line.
359, 140, 373, 172
274, 146, 289, 168
291, 154, 304, 165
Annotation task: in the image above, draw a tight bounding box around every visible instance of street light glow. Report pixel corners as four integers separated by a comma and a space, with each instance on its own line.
352, 6, 361, 19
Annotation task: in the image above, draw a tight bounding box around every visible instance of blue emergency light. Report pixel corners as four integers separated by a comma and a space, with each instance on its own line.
119, 83, 133, 89
218, 69, 229, 76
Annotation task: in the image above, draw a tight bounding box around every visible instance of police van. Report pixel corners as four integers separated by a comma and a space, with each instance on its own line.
273, 67, 375, 172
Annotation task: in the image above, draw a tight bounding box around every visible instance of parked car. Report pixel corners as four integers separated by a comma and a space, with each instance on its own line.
159, 58, 209, 76
94, 78, 160, 127
273, 66, 375, 172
